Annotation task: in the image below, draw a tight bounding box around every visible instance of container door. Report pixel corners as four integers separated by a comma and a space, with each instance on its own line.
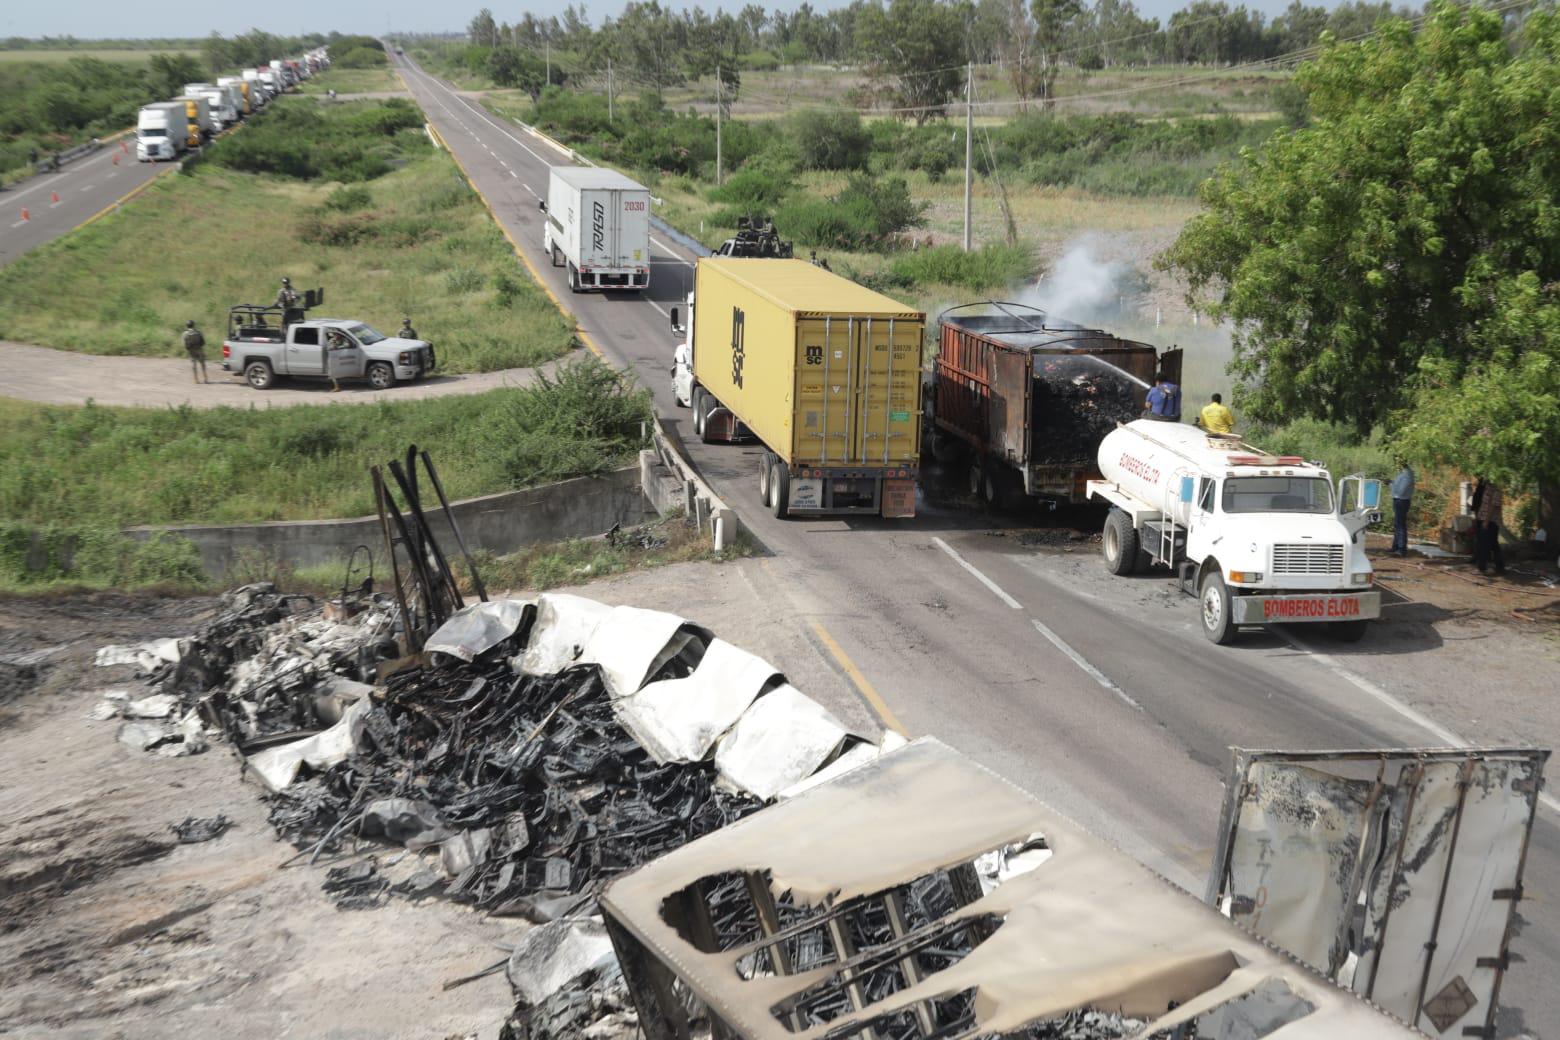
853, 317, 922, 466
1159, 347, 1183, 386
621, 192, 649, 269
583, 189, 612, 269
993, 348, 1029, 465
794, 317, 857, 466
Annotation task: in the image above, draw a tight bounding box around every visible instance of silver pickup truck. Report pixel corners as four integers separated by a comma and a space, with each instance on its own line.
222, 316, 435, 390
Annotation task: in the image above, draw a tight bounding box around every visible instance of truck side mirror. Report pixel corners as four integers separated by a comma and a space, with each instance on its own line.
537, 200, 547, 213
1179, 476, 1195, 503
669, 306, 682, 333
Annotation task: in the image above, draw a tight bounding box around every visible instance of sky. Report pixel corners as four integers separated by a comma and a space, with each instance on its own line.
6, 0, 1348, 44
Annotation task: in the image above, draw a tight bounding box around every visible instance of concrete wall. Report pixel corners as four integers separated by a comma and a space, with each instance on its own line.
126, 467, 651, 579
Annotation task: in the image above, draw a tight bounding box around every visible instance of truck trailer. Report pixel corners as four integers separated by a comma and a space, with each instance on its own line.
931, 301, 1181, 506
671, 258, 924, 519
540, 166, 652, 293
136, 102, 189, 161
1087, 420, 1382, 644
218, 76, 252, 115
184, 83, 238, 127
175, 95, 216, 142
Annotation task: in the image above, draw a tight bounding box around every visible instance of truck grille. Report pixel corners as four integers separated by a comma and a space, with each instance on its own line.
1271, 544, 1345, 575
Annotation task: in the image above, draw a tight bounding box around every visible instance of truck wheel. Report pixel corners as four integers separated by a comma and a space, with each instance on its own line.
930, 429, 964, 466
568, 264, 581, 293
768, 460, 790, 519
759, 452, 773, 503
698, 394, 721, 444
1199, 570, 1237, 645
550, 244, 561, 268
967, 459, 985, 501
1329, 620, 1369, 643
367, 362, 394, 390
691, 388, 707, 435
1102, 509, 1139, 576
244, 360, 275, 390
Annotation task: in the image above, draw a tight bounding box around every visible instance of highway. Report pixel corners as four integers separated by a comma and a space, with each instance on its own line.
389, 50, 1559, 1036
0, 141, 171, 267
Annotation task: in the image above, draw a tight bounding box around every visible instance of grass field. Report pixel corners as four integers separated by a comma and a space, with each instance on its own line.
299, 65, 406, 95
0, 106, 573, 373
0, 48, 198, 64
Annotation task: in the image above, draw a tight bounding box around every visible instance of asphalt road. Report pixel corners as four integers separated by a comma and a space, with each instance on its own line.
62, 51, 1517, 1036
0, 141, 171, 267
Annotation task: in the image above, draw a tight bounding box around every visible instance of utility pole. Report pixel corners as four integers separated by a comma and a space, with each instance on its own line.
715, 65, 723, 186
963, 62, 973, 252
608, 59, 614, 123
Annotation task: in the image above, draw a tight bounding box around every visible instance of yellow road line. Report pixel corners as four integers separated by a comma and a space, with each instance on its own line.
808, 619, 908, 737
75, 166, 177, 232
419, 91, 605, 361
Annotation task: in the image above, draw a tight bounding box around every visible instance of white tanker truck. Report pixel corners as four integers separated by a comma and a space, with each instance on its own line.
1086, 420, 1383, 644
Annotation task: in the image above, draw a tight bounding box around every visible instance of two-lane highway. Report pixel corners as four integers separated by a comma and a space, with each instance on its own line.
0, 141, 171, 266
406, 52, 1560, 1034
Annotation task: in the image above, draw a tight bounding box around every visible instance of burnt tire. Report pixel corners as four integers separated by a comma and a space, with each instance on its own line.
244, 360, 275, 390
1102, 509, 1139, 576
1329, 620, 1369, 643
367, 362, 394, 390
1199, 569, 1237, 645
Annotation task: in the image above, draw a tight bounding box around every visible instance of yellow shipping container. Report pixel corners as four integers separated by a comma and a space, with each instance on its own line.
689, 258, 925, 518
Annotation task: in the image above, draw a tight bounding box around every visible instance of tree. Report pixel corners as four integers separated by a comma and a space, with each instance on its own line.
1160, 0, 1560, 486
1004, 0, 1040, 105
468, 8, 498, 47
855, 0, 970, 124
146, 52, 203, 98
1032, 0, 1083, 105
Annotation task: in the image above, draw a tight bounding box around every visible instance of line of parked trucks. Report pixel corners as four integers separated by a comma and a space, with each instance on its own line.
666, 243, 1381, 645
136, 48, 331, 162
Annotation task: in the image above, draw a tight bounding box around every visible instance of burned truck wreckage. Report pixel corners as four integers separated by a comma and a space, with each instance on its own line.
92, 580, 1544, 1040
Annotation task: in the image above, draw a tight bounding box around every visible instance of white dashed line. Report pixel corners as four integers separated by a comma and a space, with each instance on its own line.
10, 219, 27, 228
1030, 619, 1142, 710
932, 538, 1022, 609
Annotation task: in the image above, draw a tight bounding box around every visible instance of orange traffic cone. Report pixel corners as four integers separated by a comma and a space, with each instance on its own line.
50, 191, 59, 204
120, 140, 129, 153
20, 208, 28, 221
113, 153, 121, 166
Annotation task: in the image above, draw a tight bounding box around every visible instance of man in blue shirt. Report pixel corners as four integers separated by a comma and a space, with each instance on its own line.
1144, 379, 1181, 422
1390, 459, 1414, 556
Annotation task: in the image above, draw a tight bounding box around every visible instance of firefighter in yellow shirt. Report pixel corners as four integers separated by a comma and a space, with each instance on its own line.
1198, 393, 1235, 434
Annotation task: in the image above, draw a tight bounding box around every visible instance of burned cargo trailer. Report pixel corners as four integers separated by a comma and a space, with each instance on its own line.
930, 302, 1181, 506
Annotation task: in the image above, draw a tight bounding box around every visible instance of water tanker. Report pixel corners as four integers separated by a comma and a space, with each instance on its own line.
1088, 420, 1383, 644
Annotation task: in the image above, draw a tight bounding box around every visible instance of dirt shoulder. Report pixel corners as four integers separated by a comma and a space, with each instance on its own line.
0, 341, 568, 409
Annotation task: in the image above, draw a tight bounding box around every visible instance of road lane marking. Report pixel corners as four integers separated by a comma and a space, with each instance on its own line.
81, 184, 94, 192
510, 170, 519, 178
645, 298, 670, 318
809, 620, 907, 736
932, 537, 1022, 609
1283, 631, 1560, 816
651, 237, 694, 266
1030, 619, 1143, 710
10, 219, 26, 228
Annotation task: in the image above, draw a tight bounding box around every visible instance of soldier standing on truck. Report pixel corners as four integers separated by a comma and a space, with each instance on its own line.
275, 277, 302, 324
181, 319, 208, 384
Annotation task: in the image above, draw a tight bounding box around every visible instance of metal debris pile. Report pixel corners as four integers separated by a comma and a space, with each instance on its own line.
1031, 355, 1142, 465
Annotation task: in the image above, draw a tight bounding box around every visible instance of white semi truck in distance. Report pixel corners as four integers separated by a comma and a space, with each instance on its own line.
136, 102, 190, 162
184, 83, 238, 127
539, 166, 652, 293
1087, 420, 1383, 644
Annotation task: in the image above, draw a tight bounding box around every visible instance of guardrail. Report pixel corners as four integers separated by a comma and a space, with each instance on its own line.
646, 420, 738, 551
33, 137, 104, 174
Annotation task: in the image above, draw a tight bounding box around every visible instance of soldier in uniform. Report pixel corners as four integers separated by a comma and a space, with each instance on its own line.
399, 317, 418, 340
275, 276, 303, 325
181, 319, 208, 384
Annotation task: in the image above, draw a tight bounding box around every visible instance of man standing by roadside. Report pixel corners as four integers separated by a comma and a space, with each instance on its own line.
399, 316, 418, 340
1389, 458, 1414, 556
1473, 477, 1506, 575
181, 319, 208, 384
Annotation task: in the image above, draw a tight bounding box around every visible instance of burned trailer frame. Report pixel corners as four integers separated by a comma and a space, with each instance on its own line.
931, 302, 1180, 506
600, 738, 1426, 1040
1206, 747, 1548, 1040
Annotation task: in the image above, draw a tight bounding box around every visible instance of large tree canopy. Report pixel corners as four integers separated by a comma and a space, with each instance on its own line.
1161, 0, 1559, 492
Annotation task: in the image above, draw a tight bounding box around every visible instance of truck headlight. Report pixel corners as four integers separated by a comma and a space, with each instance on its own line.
1351, 572, 1373, 585
398, 351, 410, 364
1228, 571, 1264, 584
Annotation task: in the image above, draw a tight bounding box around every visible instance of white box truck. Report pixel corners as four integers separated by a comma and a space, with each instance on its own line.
136, 102, 189, 162
242, 69, 269, 105
176, 94, 217, 140
184, 83, 238, 127
1086, 420, 1383, 644
217, 77, 250, 116
539, 167, 652, 293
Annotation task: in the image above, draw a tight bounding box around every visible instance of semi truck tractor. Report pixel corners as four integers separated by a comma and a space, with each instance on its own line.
539, 167, 652, 293
930, 302, 1181, 507
136, 102, 190, 161
1086, 420, 1383, 644
218, 77, 252, 115
670, 258, 925, 519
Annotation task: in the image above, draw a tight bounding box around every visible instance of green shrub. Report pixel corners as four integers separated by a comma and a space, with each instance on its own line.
477, 358, 652, 486
787, 108, 872, 171
777, 174, 927, 250
0, 522, 207, 592
205, 97, 426, 182
446, 266, 484, 293
887, 243, 1035, 292
322, 184, 373, 212
334, 46, 388, 69
492, 271, 522, 308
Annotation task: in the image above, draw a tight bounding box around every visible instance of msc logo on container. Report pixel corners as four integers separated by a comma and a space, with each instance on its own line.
731, 307, 746, 388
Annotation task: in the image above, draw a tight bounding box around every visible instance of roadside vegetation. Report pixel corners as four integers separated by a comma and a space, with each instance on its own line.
0, 358, 651, 590
0, 97, 574, 373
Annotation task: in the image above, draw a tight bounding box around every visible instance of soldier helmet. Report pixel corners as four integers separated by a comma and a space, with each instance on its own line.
402, 317, 412, 324
186, 319, 195, 327
281, 276, 292, 286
